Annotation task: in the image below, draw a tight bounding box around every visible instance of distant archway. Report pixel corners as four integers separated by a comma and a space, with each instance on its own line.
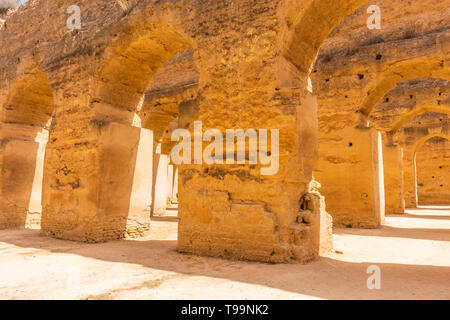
413, 133, 450, 206
359, 60, 449, 117
387, 105, 450, 136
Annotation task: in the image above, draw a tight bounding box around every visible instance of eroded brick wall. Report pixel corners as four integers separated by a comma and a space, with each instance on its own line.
416, 137, 450, 205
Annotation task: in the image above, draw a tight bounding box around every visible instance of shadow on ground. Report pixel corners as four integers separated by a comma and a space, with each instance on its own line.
0, 208, 449, 299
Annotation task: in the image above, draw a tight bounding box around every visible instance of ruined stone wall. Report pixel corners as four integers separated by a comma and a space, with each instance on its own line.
312, 0, 449, 223
369, 78, 449, 212
370, 78, 449, 134
416, 137, 450, 205
2, 0, 372, 262
1, 0, 448, 262
397, 112, 450, 207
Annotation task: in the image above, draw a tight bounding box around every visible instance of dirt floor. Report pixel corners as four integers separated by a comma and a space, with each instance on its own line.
0, 207, 449, 300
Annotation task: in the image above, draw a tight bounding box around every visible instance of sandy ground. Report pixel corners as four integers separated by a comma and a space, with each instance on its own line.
0, 207, 449, 300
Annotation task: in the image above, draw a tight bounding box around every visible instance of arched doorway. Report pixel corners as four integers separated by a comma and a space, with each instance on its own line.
414, 134, 450, 206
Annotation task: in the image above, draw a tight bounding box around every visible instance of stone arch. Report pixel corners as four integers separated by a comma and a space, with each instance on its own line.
140, 91, 199, 218
76, 20, 194, 239
368, 77, 449, 135
413, 133, 450, 206
359, 59, 449, 117
388, 105, 450, 136
127, 46, 200, 218
380, 103, 449, 213
414, 133, 450, 159
396, 112, 449, 208
282, 0, 368, 74
1, 69, 54, 127
91, 20, 193, 125
311, 3, 449, 224
89, 21, 196, 224
138, 48, 199, 144
0, 68, 54, 229
40, 17, 197, 242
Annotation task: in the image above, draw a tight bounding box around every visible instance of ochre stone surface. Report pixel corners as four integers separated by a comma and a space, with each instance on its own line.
3, 0, 373, 262
397, 112, 450, 207
416, 136, 450, 205
0, 0, 448, 263
312, 0, 449, 222
382, 144, 405, 214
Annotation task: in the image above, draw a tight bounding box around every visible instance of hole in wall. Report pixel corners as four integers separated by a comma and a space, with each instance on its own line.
299, 194, 314, 211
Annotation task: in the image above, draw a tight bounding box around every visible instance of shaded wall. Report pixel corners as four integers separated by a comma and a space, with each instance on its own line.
416, 137, 450, 205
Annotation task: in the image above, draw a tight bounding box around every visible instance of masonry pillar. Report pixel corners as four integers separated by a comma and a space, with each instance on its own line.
383, 144, 405, 214
41, 79, 151, 241
403, 148, 417, 208
0, 123, 41, 229
126, 127, 153, 237
315, 126, 386, 228
177, 52, 333, 262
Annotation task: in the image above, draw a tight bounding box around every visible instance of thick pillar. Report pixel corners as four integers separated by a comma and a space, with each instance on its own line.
40, 70, 153, 241
0, 123, 41, 229
383, 144, 405, 214
97, 122, 152, 237
42, 118, 152, 241
177, 58, 332, 262
415, 138, 450, 205
315, 127, 386, 228
127, 127, 153, 237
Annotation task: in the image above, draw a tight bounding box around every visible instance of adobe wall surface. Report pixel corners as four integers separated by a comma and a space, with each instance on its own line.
312, 0, 450, 221
2, 0, 362, 262
1, 0, 447, 263
416, 137, 450, 205
369, 78, 449, 211
397, 112, 450, 207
